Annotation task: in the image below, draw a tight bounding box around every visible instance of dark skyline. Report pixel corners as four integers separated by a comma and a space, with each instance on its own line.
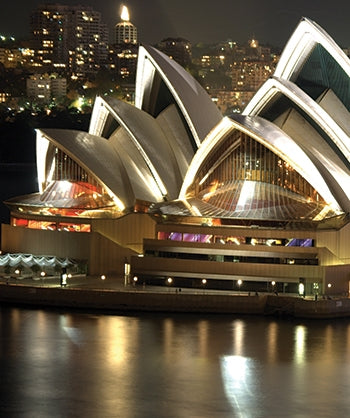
1, 0, 350, 47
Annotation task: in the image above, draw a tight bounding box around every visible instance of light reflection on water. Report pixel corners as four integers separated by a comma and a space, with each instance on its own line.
1, 307, 350, 417
294, 325, 307, 365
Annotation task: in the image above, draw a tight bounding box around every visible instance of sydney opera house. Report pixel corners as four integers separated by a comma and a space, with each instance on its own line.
3, 17, 350, 296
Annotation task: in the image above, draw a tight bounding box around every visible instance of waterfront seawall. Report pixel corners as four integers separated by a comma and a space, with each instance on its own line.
1, 283, 350, 318
0, 283, 267, 314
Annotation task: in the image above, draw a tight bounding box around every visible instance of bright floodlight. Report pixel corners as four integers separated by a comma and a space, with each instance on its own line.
121, 5, 130, 21
298, 283, 305, 296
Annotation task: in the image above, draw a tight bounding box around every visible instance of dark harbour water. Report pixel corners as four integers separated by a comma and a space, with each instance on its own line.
1, 307, 350, 418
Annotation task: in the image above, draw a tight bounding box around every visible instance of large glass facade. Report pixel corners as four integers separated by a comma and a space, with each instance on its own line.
12, 217, 91, 232
157, 231, 314, 247
40, 148, 115, 209
39, 180, 115, 209
5, 148, 121, 218
185, 131, 334, 221
294, 44, 350, 111
53, 148, 100, 186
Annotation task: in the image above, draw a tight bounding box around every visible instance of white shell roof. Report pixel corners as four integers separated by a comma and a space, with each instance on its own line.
135, 45, 223, 147
37, 128, 166, 210
239, 17, 350, 214
273, 17, 350, 81
31, 19, 350, 221
181, 115, 341, 213
89, 96, 183, 199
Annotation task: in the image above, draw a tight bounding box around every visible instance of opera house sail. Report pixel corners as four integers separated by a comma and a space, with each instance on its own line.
2, 18, 350, 296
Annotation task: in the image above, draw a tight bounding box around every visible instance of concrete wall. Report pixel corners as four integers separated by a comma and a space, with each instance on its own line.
323, 264, 350, 296
317, 223, 350, 264
294, 297, 350, 318
4, 213, 350, 288
131, 255, 323, 282
89, 232, 137, 276
1, 224, 137, 276
0, 283, 268, 314
92, 213, 156, 253
143, 238, 319, 259
1, 224, 91, 259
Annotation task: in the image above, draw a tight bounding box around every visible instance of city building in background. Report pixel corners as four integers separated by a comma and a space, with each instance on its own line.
0, 92, 9, 103
0, 3, 280, 113
114, 5, 138, 45
156, 38, 192, 67
26, 73, 67, 103
30, 4, 109, 77
194, 38, 278, 114
3, 18, 350, 297
0, 47, 23, 68
109, 5, 138, 82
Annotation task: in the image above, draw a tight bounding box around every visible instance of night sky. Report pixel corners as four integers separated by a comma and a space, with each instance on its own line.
1, 0, 350, 47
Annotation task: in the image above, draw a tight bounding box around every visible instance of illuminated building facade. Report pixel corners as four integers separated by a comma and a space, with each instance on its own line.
156, 38, 192, 67
195, 38, 277, 114
110, 6, 138, 81
230, 60, 274, 92
3, 18, 350, 296
26, 74, 67, 102
0, 47, 23, 68
30, 4, 108, 76
115, 5, 138, 45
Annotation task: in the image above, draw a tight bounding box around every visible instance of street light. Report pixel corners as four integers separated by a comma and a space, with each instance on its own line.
167, 277, 173, 291
271, 281, 276, 293
124, 262, 130, 286
101, 274, 106, 280
299, 277, 305, 297
60, 267, 67, 287
40, 271, 46, 286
